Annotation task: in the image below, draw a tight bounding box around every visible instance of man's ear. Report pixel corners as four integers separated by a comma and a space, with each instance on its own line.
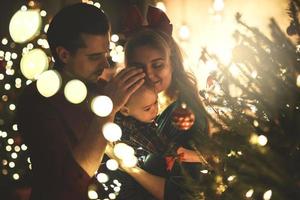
120, 106, 130, 116
56, 46, 70, 64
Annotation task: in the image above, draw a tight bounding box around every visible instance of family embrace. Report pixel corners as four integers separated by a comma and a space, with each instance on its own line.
17, 3, 210, 200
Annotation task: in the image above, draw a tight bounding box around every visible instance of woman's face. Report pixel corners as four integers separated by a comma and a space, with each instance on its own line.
127, 45, 172, 93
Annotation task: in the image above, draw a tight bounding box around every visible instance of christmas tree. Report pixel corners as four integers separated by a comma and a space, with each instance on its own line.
194, 1, 300, 199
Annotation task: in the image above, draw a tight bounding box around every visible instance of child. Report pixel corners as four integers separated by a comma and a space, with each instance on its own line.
115, 83, 202, 164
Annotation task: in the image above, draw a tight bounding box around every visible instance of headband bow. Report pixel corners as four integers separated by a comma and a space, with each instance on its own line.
123, 5, 173, 37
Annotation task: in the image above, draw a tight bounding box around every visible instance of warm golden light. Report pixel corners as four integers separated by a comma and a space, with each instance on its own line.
102, 122, 122, 142
36, 70, 62, 97
263, 189, 272, 200
96, 172, 109, 183
257, 135, 268, 146
64, 79, 87, 104
106, 159, 119, 171
20, 48, 49, 80
122, 155, 138, 168
297, 74, 300, 87
91, 95, 113, 117
245, 189, 254, 198
113, 143, 135, 160
87, 190, 98, 199
9, 9, 42, 43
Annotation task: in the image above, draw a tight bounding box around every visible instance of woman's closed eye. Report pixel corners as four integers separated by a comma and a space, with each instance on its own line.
152, 62, 164, 68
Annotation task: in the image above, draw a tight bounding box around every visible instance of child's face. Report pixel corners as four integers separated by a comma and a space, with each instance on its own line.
126, 88, 158, 123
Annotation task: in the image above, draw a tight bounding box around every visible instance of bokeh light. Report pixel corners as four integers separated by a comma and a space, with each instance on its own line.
91, 95, 113, 117
36, 70, 62, 97
64, 79, 87, 104
102, 122, 122, 142
9, 9, 42, 43
20, 48, 49, 80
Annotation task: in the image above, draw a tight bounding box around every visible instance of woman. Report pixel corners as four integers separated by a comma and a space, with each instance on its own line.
119, 29, 210, 200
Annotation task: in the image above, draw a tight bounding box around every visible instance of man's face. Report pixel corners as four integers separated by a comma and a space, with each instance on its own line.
63, 33, 110, 83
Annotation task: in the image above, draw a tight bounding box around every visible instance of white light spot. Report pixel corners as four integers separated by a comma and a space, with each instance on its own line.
96, 173, 109, 183
36, 70, 62, 97
258, 135, 268, 146
9, 9, 42, 43
87, 190, 98, 199
102, 122, 122, 142
245, 189, 254, 198
113, 143, 135, 160
64, 79, 87, 104
106, 159, 119, 171
91, 95, 113, 117
263, 190, 272, 200
20, 48, 49, 80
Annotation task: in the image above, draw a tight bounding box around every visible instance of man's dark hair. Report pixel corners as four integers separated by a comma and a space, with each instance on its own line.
47, 3, 110, 69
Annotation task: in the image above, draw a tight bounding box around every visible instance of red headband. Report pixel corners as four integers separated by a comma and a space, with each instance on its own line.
122, 5, 173, 37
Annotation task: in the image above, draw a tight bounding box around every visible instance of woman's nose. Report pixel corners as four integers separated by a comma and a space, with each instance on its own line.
145, 67, 154, 79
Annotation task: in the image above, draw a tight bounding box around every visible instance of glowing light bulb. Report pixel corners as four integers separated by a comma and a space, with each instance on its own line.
108, 193, 116, 199
122, 155, 138, 168
258, 135, 268, 146
102, 122, 122, 142
64, 79, 87, 104
91, 95, 113, 117
9, 9, 42, 43
87, 190, 98, 199
111, 34, 119, 42
245, 189, 254, 198
106, 159, 119, 171
297, 75, 300, 87
213, 0, 224, 12
263, 190, 272, 200
113, 143, 135, 160
36, 70, 62, 97
179, 24, 190, 40
20, 48, 49, 80
96, 173, 109, 183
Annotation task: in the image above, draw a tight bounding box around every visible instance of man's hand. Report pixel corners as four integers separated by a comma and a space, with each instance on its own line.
103, 67, 145, 114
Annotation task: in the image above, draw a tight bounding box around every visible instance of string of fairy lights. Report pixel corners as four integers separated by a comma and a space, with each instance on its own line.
1, 0, 300, 199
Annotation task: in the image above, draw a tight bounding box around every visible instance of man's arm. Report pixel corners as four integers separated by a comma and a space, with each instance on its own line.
72, 67, 145, 176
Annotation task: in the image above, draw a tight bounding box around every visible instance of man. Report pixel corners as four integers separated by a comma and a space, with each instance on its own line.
17, 3, 145, 200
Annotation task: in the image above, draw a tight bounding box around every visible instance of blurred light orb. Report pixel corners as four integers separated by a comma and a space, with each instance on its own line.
64, 79, 87, 104
213, 0, 224, 12
111, 34, 119, 42
36, 70, 62, 97
102, 122, 122, 142
91, 95, 113, 117
296, 74, 300, 87
9, 9, 42, 43
179, 24, 190, 40
257, 135, 268, 146
87, 190, 98, 199
122, 155, 138, 168
106, 159, 119, 171
113, 143, 135, 160
263, 190, 272, 200
96, 172, 109, 183
245, 189, 254, 198
108, 193, 116, 199
20, 48, 49, 80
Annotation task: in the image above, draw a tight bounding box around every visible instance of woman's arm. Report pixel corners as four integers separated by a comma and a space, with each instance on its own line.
125, 166, 166, 200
